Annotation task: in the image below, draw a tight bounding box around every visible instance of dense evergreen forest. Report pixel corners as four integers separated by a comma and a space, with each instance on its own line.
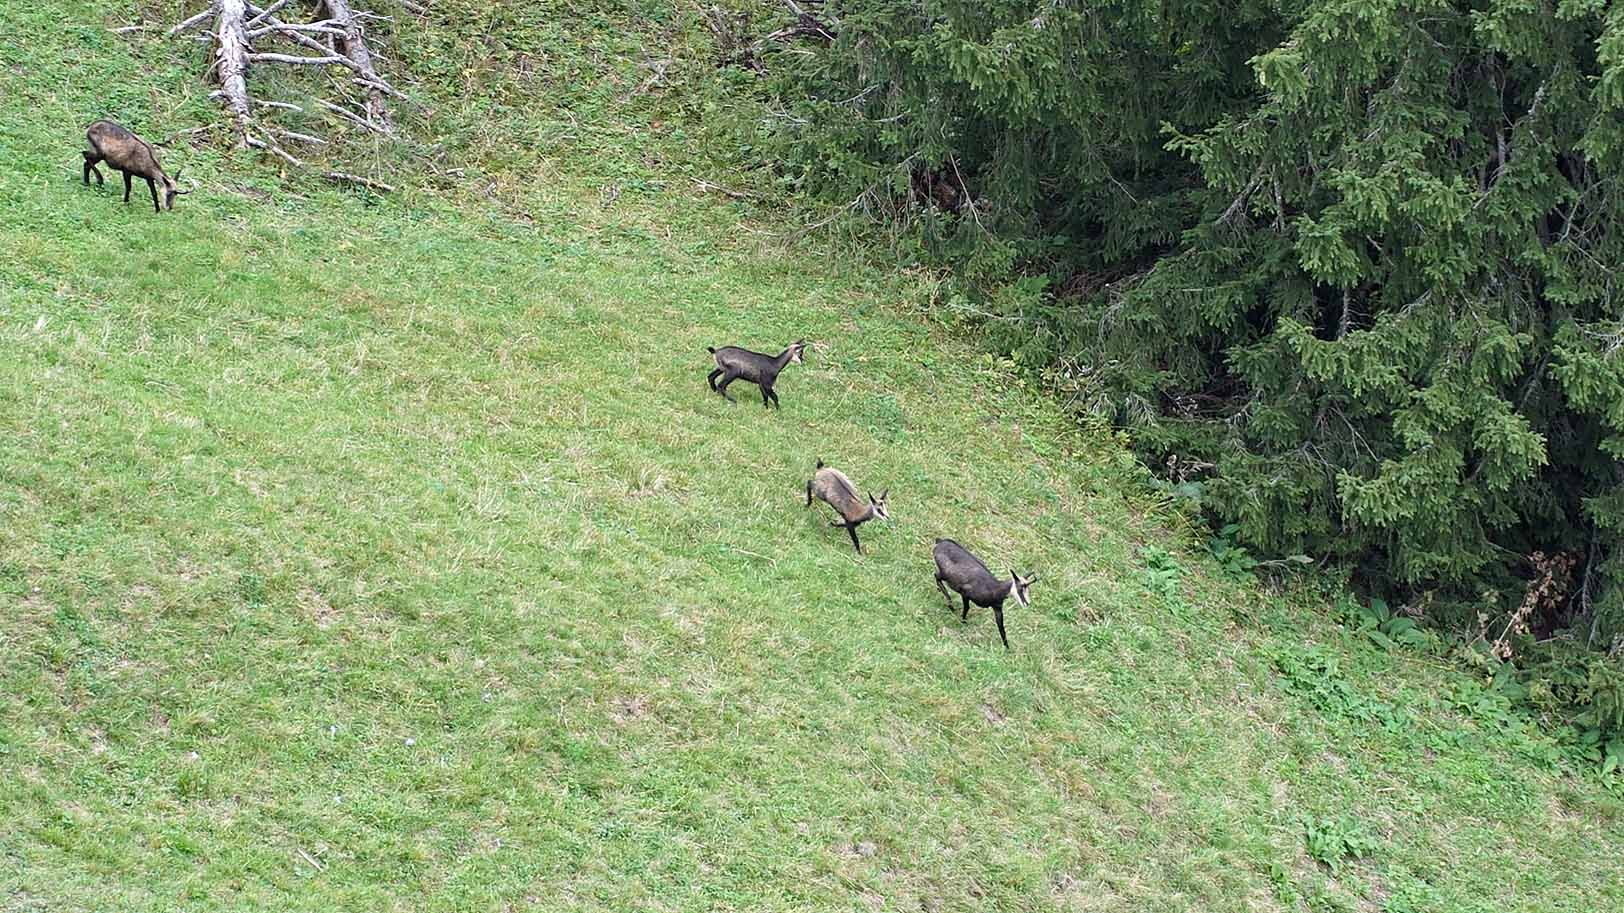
725, 0, 1624, 735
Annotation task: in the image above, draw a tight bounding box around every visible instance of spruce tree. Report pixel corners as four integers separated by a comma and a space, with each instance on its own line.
744, 0, 1624, 645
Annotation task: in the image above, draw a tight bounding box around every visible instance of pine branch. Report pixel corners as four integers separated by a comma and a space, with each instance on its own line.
245, 133, 303, 166
168, 4, 219, 36
316, 98, 389, 134
250, 52, 353, 66
244, 0, 290, 28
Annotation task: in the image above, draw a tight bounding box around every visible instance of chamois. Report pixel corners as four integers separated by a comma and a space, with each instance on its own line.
932, 538, 1037, 649
706, 340, 807, 409
807, 459, 890, 554
81, 121, 193, 213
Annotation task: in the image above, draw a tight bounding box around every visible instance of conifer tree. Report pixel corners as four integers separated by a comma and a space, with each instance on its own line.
746, 1, 1624, 642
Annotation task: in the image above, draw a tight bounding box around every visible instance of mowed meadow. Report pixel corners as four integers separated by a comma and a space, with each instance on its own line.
2, 2, 1622, 911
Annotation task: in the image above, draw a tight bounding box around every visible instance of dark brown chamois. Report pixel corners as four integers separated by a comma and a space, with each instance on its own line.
706, 340, 807, 409
932, 538, 1037, 649
82, 121, 193, 213
807, 459, 890, 553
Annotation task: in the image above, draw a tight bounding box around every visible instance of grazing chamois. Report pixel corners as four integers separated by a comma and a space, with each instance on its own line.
706, 340, 808, 409
807, 459, 890, 554
932, 538, 1037, 649
82, 121, 193, 213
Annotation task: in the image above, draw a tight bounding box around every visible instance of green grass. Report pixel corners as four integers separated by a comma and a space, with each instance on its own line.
2, 2, 1622, 911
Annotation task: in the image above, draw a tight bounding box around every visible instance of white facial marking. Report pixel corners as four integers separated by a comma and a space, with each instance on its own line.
1010, 580, 1030, 608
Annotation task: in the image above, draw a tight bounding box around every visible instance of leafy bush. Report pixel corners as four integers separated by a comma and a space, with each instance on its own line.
1336, 595, 1433, 652
1520, 646, 1624, 773
1301, 814, 1379, 874
1142, 545, 1186, 616
1208, 524, 1261, 583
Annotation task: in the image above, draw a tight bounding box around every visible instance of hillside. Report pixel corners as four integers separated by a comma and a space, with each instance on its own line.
1, 2, 1621, 911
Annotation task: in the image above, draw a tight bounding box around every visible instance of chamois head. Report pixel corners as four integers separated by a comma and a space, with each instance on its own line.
1009, 571, 1038, 607
161, 169, 195, 211
868, 489, 891, 521
787, 339, 809, 364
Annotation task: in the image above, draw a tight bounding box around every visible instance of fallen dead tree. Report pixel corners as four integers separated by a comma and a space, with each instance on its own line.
212, 0, 252, 132
704, 0, 837, 72
159, 0, 403, 184
318, 0, 391, 129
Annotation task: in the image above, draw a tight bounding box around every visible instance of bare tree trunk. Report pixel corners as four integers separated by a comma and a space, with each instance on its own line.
214, 0, 254, 140
319, 0, 391, 129
165, 0, 407, 181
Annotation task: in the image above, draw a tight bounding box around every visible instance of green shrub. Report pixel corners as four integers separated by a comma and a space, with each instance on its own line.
1301, 814, 1379, 875
1336, 595, 1433, 653
1522, 646, 1624, 773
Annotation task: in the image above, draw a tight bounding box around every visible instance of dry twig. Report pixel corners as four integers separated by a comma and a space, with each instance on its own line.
323, 171, 395, 192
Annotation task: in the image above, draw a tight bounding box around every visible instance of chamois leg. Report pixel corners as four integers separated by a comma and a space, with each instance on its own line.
146, 177, 161, 213
767, 388, 781, 410
806, 479, 814, 507
760, 386, 772, 408
961, 594, 971, 622
935, 575, 957, 613
829, 521, 862, 553
715, 373, 739, 403
121, 170, 132, 203
707, 367, 723, 391
993, 606, 1010, 649
82, 152, 103, 185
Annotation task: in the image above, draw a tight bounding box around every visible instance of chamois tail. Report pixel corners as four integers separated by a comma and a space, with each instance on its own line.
815, 458, 824, 469
706, 346, 716, 354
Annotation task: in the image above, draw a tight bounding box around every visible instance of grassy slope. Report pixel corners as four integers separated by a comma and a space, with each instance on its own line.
1, 2, 1621, 911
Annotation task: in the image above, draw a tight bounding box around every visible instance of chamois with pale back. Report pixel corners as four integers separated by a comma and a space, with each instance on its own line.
932, 538, 1037, 649
81, 121, 193, 213
706, 340, 807, 409
807, 459, 890, 554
